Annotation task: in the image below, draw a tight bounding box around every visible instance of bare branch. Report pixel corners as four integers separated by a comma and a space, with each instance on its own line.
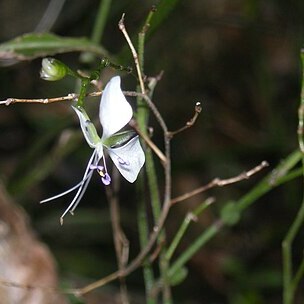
168, 102, 202, 138
0, 92, 101, 105
171, 161, 269, 205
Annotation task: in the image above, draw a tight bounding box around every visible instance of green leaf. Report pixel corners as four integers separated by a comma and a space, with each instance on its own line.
0, 33, 108, 60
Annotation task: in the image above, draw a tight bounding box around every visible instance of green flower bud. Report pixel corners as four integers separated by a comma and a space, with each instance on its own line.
40, 58, 67, 81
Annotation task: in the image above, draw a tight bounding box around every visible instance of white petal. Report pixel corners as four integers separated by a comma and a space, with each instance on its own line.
100, 76, 133, 139
72, 105, 100, 148
107, 136, 145, 183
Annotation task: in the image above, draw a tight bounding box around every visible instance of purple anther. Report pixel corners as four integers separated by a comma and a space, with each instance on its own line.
102, 173, 111, 185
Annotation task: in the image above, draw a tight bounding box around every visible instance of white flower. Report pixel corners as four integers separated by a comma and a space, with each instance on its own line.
40, 76, 145, 223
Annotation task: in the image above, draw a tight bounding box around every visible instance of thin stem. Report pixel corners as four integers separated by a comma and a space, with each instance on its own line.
165, 198, 215, 262
77, 78, 90, 107
171, 161, 269, 205
137, 172, 156, 304
296, 50, 304, 153
282, 195, 304, 304
237, 151, 301, 212
168, 102, 202, 138
91, 0, 112, 45
168, 220, 224, 279
290, 254, 304, 295
133, 8, 170, 301
282, 51, 304, 304
135, 9, 157, 302
136, 7, 157, 130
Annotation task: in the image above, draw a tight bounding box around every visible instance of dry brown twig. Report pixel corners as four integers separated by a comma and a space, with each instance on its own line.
168, 101, 202, 138
171, 161, 269, 205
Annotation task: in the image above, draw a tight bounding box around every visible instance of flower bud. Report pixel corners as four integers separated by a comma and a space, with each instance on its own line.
40, 58, 67, 81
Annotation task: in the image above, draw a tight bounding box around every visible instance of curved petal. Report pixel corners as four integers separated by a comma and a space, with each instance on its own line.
100, 76, 133, 139
107, 136, 145, 183
72, 105, 100, 148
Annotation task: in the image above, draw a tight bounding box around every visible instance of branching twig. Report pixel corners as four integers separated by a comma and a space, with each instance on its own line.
168, 102, 202, 138
171, 161, 269, 205
0, 94, 79, 105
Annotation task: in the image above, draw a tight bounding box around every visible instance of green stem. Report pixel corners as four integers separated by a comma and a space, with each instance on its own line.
135, 8, 172, 302
168, 220, 223, 279
136, 6, 156, 126
282, 51, 304, 304
290, 255, 304, 295
80, 0, 112, 63
91, 0, 112, 45
282, 195, 304, 304
146, 147, 173, 303
137, 174, 155, 304
137, 9, 172, 302
136, 21, 155, 303
75, 66, 102, 108
165, 199, 213, 262
77, 78, 90, 107
237, 149, 302, 212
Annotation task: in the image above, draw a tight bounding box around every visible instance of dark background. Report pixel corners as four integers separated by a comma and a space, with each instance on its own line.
0, 0, 303, 303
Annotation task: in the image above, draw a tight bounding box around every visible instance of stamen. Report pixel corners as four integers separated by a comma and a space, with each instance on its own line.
59, 170, 94, 224
102, 173, 111, 185
39, 178, 89, 204
40, 149, 98, 205
88, 155, 111, 185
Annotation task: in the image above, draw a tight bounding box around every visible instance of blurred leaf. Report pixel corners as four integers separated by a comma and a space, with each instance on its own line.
0, 33, 108, 60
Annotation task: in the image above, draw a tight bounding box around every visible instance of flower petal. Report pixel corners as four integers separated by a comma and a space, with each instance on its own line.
72, 105, 101, 148
100, 76, 133, 139
107, 136, 145, 183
